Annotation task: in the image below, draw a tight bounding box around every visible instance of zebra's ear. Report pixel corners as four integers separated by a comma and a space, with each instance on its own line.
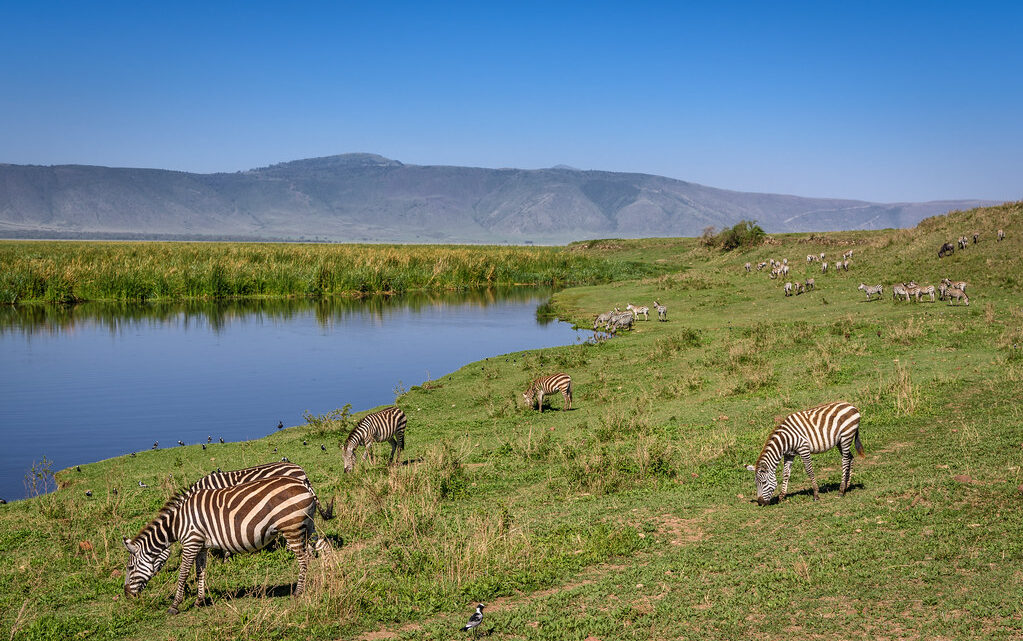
123, 537, 139, 554
744, 464, 756, 472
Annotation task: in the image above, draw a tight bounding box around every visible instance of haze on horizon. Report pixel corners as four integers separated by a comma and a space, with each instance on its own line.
1, 1, 1021, 204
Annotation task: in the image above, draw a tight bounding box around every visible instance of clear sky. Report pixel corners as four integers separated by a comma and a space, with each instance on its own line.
1, 1, 1020, 203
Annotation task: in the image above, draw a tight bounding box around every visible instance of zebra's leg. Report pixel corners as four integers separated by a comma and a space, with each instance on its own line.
779, 455, 794, 501
839, 444, 853, 495
363, 443, 373, 463
799, 451, 819, 501
282, 529, 311, 597
562, 388, 571, 410
194, 547, 209, 608
537, 391, 544, 413
388, 436, 398, 465
170, 540, 202, 614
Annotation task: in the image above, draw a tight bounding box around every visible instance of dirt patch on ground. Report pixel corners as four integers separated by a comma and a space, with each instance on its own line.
654, 513, 706, 545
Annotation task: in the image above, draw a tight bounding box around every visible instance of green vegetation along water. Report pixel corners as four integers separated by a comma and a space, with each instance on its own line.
0, 202, 1020, 640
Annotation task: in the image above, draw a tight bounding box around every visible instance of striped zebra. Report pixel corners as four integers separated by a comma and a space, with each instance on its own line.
857, 283, 883, 301
843, 250, 854, 260
821, 261, 828, 274
745, 401, 863, 505
122, 476, 333, 613
783, 282, 793, 296
757, 261, 767, 271
973, 232, 979, 244
946, 286, 969, 306
523, 372, 572, 412
342, 406, 407, 473
805, 278, 815, 291
653, 301, 668, 322
916, 285, 936, 302
744, 262, 752, 273
190, 461, 334, 521
941, 278, 967, 292
593, 310, 614, 331
608, 310, 634, 332
891, 283, 910, 302
626, 304, 649, 320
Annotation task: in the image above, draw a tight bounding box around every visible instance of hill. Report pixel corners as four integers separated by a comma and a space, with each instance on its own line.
0, 154, 996, 243
0, 203, 1018, 640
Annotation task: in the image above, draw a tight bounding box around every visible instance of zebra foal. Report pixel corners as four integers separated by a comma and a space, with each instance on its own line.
122, 476, 332, 613
745, 401, 863, 505
523, 372, 572, 412
342, 406, 407, 473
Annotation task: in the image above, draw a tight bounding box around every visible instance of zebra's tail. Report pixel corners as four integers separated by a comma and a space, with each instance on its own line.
317, 495, 336, 521
854, 432, 865, 458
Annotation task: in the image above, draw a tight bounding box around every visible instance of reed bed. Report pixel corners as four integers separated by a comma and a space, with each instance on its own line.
0, 241, 656, 304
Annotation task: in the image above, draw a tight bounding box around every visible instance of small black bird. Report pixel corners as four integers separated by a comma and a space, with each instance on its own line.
277, 421, 284, 430
281, 456, 289, 462
202, 443, 206, 450
0, 498, 7, 505
138, 481, 148, 488
303, 440, 308, 446
219, 437, 225, 444
152, 442, 159, 449
76, 466, 82, 472
462, 603, 485, 632
273, 447, 278, 454
130, 452, 136, 458
177, 440, 185, 446
321, 444, 327, 452
216, 467, 222, 473
85, 490, 93, 497
207, 435, 212, 443
112, 488, 118, 496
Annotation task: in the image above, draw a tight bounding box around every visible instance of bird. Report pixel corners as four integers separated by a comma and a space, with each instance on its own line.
277, 421, 284, 430
207, 435, 212, 443
130, 452, 136, 457
273, 447, 277, 453
152, 442, 158, 450
321, 444, 327, 452
76, 466, 82, 472
280, 456, 289, 463
85, 490, 93, 497
177, 440, 185, 446
462, 603, 485, 633
202, 443, 206, 450
303, 440, 308, 446
219, 437, 225, 444
138, 481, 148, 488
0, 499, 6, 505
112, 488, 118, 496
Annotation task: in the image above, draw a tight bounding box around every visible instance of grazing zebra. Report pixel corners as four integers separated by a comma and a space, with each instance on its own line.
784, 282, 793, 296
938, 242, 955, 258
840, 260, 849, 271
821, 261, 828, 274
946, 286, 969, 306
745, 401, 863, 505
593, 310, 614, 331
342, 406, 407, 473
998, 229, 1005, 241
795, 282, 805, 295
744, 262, 752, 273
891, 283, 910, 302
941, 278, 967, 292
122, 476, 332, 613
782, 264, 790, 276
843, 250, 854, 260
782, 258, 788, 265
857, 283, 882, 301
626, 304, 649, 320
653, 300, 668, 321
819, 252, 825, 261
523, 372, 572, 412
903, 284, 921, 302
608, 310, 634, 332
757, 261, 767, 271
958, 236, 968, 250
806, 254, 815, 263
805, 278, 815, 291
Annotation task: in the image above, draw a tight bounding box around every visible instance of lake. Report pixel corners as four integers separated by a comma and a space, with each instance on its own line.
0, 289, 584, 501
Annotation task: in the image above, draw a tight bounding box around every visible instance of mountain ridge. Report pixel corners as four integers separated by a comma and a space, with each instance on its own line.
0, 154, 998, 243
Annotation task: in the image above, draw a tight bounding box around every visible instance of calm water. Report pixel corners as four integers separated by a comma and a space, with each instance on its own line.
0, 289, 584, 500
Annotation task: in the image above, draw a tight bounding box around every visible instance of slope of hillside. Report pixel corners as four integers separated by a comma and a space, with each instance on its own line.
0, 155, 996, 243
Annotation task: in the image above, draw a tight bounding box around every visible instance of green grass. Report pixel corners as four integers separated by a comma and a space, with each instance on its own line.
1, 203, 1021, 640
0, 241, 665, 304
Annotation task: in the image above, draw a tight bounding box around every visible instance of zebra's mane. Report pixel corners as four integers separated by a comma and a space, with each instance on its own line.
132, 488, 193, 543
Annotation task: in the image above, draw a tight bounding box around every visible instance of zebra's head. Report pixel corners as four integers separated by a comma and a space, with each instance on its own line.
122, 537, 171, 596
342, 445, 357, 473
522, 384, 537, 407
744, 464, 777, 506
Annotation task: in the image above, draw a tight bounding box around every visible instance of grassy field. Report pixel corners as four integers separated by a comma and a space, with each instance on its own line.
0, 241, 662, 304
1, 202, 1021, 640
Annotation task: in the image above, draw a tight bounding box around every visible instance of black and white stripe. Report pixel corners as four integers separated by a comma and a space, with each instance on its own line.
122, 476, 332, 613
523, 373, 573, 412
745, 401, 863, 505
191, 461, 334, 522
342, 406, 407, 473
653, 301, 668, 322
857, 283, 883, 300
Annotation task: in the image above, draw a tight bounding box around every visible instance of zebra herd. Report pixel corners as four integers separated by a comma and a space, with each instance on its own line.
746, 250, 854, 298
939, 229, 1003, 258
592, 301, 667, 332
859, 278, 969, 305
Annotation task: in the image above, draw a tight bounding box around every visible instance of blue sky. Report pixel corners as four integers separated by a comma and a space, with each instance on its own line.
1, 1, 1020, 202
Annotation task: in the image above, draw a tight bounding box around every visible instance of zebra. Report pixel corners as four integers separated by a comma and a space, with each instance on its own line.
804, 278, 815, 291
593, 310, 614, 331
782, 264, 790, 276
342, 406, 407, 473
770, 267, 780, 279
958, 236, 968, 250
795, 282, 805, 295
523, 373, 572, 413
784, 282, 793, 296
946, 286, 969, 306
891, 283, 910, 302
843, 250, 854, 260
757, 261, 768, 271
840, 260, 849, 271
857, 283, 882, 301
973, 232, 979, 244
626, 304, 649, 320
904, 284, 922, 302
821, 261, 828, 274
782, 258, 788, 265
608, 310, 634, 332
915, 285, 936, 302
806, 254, 815, 263
819, 252, 825, 261
941, 278, 967, 292
744, 401, 863, 505
744, 262, 752, 273
122, 476, 333, 613
653, 300, 668, 321
998, 229, 1005, 241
